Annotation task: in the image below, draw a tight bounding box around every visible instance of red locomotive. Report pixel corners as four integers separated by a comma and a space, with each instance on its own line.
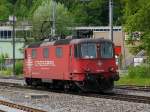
23, 38, 119, 92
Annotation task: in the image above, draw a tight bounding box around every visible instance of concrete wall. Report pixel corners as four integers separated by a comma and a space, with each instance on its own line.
93, 31, 124, 46
93, 30, 133, 68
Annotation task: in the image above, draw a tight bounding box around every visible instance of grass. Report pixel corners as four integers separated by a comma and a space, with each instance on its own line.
115, 75, 150, 86
116, 65, 150, 86
0, 69, 23, 78
0, 69, 12, 77
0, 60, 23, 78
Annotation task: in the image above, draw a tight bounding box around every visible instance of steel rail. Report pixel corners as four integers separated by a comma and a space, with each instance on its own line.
96, 94, 150, 104
0, 81, 150, 104
0, 100, 46, 112
116, 85, 150, 92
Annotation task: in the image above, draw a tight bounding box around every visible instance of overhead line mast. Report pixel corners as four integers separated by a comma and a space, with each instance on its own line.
51, 0, 56, 37
109, 0, 113, 41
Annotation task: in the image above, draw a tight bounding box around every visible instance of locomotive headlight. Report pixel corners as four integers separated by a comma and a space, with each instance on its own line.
97, 61, 102, 66
109, 67, 116, 72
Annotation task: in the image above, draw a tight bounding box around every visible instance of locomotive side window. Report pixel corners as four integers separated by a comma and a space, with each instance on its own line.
100, 42, 113, 58
31, 49, 36, 58
56, 47, 62, 58
43, 48, 49, 58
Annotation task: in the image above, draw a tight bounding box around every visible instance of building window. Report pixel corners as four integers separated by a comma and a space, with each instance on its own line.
32, 49, 36, 58
4, 31, 7, 38
0, 30, 12, 39
8, 31, 12, 38
0, 31, 3, 38
113, 29, 118, 31
43, 48, 49, 58
56, 47, 62, 58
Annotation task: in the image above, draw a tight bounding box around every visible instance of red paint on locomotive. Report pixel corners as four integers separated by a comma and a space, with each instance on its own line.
23, 38, 119, 92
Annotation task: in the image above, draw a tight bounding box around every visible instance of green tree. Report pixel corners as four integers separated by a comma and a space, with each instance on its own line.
56, 0, 124, 26
113, 0, 124, 25
1, 0, 124, 26
29, 0, 43, 16
31, 0, 73, 40
70, 0, 109, 26
55, 0, 80, 10
0, 0, 12, 20
15, 0, 29, 17
13, 0, 37, 18
7, 0, 18, 5
124, 0, 150, 56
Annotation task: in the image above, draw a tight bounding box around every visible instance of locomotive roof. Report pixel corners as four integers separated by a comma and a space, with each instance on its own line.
27, 38, 113, 48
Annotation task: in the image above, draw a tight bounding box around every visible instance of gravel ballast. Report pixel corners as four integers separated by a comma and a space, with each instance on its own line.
0, 78, 150, 111
0, 87, 150, 112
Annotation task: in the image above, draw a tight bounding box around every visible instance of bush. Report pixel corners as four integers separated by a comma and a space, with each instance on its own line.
15, 60, 23, 76
0, 68, 12, 76
128, 65, 150, 78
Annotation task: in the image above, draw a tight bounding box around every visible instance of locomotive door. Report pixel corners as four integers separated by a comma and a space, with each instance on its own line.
68, 45, 77, 80
61, 45, 73, 80
24, 49, 33, 78
69, 45, 73, 76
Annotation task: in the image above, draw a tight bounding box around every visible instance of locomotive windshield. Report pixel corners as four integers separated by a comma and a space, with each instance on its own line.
74, 42, 114, 59
100, 42, 113, 58
75, 43, 97, 59
81, 43, 97, 59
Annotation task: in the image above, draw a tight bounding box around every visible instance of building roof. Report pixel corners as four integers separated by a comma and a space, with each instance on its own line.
73, 26, 122, 30
0, 25, 32, 31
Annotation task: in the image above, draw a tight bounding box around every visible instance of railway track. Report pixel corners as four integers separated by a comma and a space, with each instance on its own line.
89, 93, 150, 104
0, 100, 46, 112
0, 81, 150, 106
116, 85, 150, 92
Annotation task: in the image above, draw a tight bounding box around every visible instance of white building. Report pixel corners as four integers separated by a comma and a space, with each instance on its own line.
0, 24, 32, 59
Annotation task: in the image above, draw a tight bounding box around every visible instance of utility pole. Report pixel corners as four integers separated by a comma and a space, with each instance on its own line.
12, 15, 16, 76
51, 0, 56, 37
109, 0, 113, 41
0, 47, 2, 71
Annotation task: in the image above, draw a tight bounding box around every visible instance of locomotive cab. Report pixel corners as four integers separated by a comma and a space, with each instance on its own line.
71, 40, 119, 92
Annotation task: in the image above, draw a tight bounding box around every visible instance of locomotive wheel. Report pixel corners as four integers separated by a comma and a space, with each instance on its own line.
32, 79, 42, 87
64, 82, 70, 92
25, 78, 32, 86
25, 78, 42, 87
74, 81, 87, 93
